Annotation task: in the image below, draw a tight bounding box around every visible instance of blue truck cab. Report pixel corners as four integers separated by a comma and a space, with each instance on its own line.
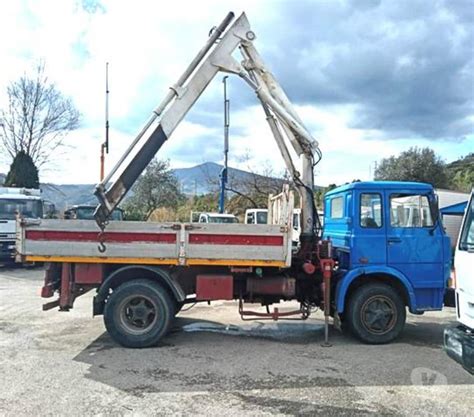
323, 181, 451, 343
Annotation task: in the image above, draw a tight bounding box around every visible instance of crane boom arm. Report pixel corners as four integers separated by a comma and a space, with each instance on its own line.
94, 12, 321, 237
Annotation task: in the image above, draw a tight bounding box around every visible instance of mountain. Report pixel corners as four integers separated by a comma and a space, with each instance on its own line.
172, 162, 281, 195
0, 162, 323, 210
40, 183, 98, 210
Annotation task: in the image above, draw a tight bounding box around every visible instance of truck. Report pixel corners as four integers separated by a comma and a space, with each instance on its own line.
0, 187, 43, 262
16, 12, 451, 348
245, 207, 323, 250
245, 208, 300, 249
244, 208, 268, 225
444, 189, 474, 374
324, 182, 451, 342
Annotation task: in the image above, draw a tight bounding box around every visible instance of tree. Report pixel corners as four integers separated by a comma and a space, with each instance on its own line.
123, 159, 185, 221
0, 62, 80, 167
4, 151, 39, 188
174, 193, 220, 222
314, 184, 336, 207
204, 157, 290, 217
447, 153, 474, 193
375, 147, 449, 188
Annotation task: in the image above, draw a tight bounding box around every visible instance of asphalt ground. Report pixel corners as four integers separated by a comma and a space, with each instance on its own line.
0, 266, 472, 416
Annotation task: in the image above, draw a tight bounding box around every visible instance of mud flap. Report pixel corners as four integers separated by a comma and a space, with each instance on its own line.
444, 325, 474, 375
443, 288, 456, 308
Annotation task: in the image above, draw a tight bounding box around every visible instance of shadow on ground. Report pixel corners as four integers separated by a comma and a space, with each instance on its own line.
73, 315, 471, 395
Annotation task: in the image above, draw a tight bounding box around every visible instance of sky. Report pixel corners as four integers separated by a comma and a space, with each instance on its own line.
0, 0, 472, 187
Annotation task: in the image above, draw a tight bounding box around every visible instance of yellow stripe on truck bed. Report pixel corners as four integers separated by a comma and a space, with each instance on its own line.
24, 255, 286, 268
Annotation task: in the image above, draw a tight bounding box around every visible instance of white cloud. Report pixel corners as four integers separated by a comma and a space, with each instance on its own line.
0, 0, 472, 188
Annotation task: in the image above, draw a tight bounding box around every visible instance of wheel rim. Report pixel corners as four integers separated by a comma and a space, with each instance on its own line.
360, 295, 397, 335
118, 295, 158, 335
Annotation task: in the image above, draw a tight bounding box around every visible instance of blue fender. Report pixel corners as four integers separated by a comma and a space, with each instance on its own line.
335, 266, 417, 313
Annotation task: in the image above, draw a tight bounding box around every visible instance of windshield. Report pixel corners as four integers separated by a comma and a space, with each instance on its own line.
75, 207, 95, 219
459, 196, 474, 251
75, 207, 123, 220
0, 198, 43, 220
208, 216, 239, 223
256, 212, 268, 224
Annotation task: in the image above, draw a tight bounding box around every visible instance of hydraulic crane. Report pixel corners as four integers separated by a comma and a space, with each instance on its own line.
93, 12, 322, 248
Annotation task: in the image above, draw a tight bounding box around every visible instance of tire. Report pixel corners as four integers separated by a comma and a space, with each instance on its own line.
346, 283, 406, 344
104, 279, 175, 348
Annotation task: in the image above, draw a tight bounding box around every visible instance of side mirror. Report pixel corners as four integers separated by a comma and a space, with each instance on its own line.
429, 194, 440, 235
430, 194, 440, 225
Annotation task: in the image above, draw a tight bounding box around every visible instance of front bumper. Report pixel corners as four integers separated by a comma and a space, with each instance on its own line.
444, 325, 474, 375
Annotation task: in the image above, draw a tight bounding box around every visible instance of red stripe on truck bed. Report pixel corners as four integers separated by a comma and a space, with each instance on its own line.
189, 233, 283, 246
25, 230, 177, 243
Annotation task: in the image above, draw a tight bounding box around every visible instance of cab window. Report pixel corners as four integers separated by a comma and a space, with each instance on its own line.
459, 198, 473, 251
390, 194, 434, 228
360, 193, 382, 228
330, 196, 343, 218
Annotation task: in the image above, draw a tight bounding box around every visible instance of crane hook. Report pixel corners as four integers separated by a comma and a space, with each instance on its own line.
97, 226, 108, 253
98, 240, 107, 253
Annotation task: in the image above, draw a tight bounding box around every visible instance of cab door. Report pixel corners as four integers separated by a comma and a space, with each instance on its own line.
352, 191, 386, 266
385, 192, 445, 309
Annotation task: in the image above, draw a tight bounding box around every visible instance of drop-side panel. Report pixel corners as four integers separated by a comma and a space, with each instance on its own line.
185, 224, 290, 265
18, 219, 180, 261
17, 220, 291, 267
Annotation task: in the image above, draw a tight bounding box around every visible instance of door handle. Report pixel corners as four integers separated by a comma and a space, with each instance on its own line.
387, 237, 402, 244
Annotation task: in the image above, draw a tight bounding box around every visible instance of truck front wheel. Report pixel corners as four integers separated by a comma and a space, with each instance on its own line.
104, 279, 175, 348
346, 283, 406, 344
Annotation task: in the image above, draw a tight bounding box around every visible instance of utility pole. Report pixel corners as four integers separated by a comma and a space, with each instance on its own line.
369, 160, 378, 180
219, 76, 230, 213
100, 62, 110, 181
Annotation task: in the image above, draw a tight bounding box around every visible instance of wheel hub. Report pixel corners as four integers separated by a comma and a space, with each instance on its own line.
360, 295, 397, 335
119, 295, 158, 335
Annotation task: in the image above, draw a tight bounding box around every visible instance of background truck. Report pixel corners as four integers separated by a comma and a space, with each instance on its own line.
16, 12, 451, 349
245, 208, 323, 250
0, 187, 43, 262
444, 189, 474, 374
245, 208, 268, 225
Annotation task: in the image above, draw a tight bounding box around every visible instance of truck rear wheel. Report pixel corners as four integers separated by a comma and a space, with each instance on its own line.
104, 279, 175, 348
346, 283, 405, 344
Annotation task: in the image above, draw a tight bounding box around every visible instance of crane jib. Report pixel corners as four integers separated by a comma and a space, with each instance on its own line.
94, 124, 167, 226
93, 11, 321, 237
